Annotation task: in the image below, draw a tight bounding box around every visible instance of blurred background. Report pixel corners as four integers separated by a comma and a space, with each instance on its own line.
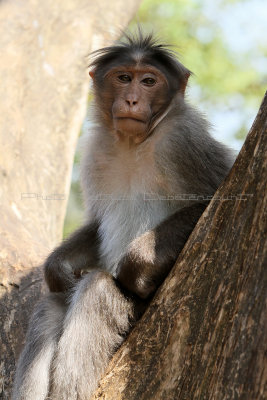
64, 0, 267, 237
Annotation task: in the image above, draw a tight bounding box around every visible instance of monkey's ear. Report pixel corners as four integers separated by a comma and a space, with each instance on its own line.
89, 70, 95, 80
180, 71, 191, 95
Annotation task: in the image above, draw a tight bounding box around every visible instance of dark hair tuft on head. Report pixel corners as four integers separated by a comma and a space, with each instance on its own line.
89, 29, 191, 91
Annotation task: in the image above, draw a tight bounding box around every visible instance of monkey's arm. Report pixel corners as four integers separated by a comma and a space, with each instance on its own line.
45, 222, 100, 292
117, 202, 207, 299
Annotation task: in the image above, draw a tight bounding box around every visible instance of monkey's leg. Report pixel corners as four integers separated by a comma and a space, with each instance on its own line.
12, 293, 67, 400
117, 202, 207, 299
49, 270, 134, 400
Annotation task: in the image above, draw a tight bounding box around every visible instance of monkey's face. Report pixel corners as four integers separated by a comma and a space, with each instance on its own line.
93, 65, 172, 144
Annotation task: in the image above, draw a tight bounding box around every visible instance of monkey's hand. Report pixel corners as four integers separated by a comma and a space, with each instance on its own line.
116, 231, 174, 299
44, 223, 100, 292
44, 252, 77, 293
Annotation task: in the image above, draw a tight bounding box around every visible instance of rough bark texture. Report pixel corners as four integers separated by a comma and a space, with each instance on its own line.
0, 1, 141, 398
91, 93, 267, 400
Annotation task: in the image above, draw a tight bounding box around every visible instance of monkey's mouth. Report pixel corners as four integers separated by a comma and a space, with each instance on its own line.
115, 116, 146, 123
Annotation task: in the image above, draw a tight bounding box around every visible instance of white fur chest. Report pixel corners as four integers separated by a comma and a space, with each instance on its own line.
82, 133, 180, 275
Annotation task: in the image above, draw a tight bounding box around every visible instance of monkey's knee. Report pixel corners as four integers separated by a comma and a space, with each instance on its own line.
74, 270, 117, 298
73, 270, 120, 306
87, 270, 118, 295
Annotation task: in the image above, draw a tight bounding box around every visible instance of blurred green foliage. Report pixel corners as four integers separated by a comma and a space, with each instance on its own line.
64, 0, 266, 236
132, 0, 265, 107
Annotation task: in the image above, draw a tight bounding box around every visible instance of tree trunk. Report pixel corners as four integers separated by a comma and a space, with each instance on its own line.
0, 1, 141, 398
91, 92, 267, 400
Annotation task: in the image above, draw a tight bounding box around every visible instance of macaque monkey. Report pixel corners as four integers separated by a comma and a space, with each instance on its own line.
12, 31, 234, 400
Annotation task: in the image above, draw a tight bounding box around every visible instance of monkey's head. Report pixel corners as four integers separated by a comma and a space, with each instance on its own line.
89, 31, 191, 144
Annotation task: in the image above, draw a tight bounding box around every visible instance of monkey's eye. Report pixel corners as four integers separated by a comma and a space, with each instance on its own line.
142, 78, 156, 86
118, 74, 131, 82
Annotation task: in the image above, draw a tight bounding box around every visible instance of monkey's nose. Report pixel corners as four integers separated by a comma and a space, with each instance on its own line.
126, 100, 138, 107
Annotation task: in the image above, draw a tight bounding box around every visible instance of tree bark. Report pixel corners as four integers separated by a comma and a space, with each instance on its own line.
91, 92, 267, 400
0, 1, 141, 398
